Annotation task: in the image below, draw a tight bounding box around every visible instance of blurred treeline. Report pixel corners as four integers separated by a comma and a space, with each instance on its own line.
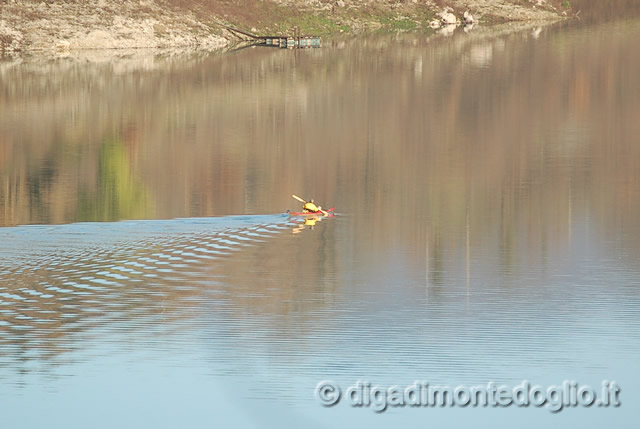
0, 19, 638, 260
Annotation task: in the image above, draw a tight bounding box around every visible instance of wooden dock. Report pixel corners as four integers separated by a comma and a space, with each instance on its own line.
224, 25, 322, 49
262, 35, 322, 49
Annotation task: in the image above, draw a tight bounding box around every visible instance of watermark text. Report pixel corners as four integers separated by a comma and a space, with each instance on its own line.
315, 380, 621, 412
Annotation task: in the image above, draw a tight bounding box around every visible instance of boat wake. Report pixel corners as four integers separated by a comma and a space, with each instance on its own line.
0, 214, 294, 367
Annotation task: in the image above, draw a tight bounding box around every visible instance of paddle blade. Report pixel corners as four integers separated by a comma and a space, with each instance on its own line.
292, 194, 306, 203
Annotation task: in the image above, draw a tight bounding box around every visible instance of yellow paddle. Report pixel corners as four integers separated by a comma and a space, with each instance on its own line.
291, 194, 329, 216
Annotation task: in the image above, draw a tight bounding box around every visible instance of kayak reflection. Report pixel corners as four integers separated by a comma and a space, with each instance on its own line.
287, 207, 335, 234
291, 215, 323, 234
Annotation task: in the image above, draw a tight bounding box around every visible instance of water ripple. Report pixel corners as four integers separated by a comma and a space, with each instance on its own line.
0, 214, 295, 369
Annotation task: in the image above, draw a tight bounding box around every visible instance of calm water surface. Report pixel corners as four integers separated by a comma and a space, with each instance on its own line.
1, 11, 639, 429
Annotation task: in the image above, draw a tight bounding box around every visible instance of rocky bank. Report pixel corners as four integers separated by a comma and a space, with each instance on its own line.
0, 0, 572, 54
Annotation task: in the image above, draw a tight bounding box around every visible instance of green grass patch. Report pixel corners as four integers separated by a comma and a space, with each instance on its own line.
378, 15, 418, 31
253, 12, 351, 36
391, 18, 418, 31
220, 3, 438, 37
286, 14, 351, 35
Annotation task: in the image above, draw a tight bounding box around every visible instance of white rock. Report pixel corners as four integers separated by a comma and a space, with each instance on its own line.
429, 19, 441, 29
463, 10, 475, 24
440, 11, 457, 25
56, 40, 71, 50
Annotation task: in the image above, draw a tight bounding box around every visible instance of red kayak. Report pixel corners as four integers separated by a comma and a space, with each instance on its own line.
288, 207, 336, 216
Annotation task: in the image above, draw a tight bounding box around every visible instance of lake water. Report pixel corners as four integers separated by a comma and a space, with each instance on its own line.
1, 10, 639, 429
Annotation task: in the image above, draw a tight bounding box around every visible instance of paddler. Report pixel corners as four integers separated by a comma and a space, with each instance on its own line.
302, 199, 320, 213
292, 194, 326, 215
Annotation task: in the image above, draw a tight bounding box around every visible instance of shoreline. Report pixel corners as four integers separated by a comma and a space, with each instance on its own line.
0, 0, 571, 55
